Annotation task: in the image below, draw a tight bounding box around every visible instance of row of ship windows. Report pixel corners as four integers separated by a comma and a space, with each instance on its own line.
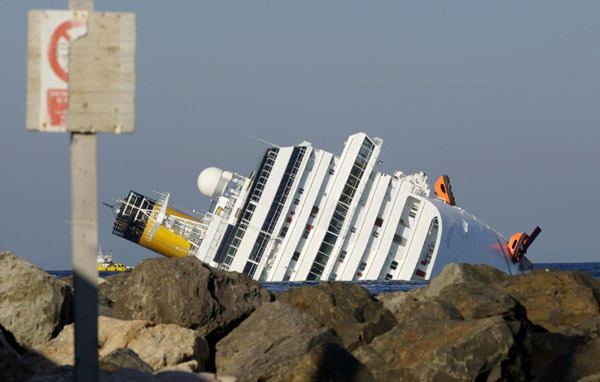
324, 259, 398, 281
221, 149, 279, 269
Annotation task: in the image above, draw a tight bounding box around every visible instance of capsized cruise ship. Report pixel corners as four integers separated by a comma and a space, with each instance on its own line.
109, 133, 539, 282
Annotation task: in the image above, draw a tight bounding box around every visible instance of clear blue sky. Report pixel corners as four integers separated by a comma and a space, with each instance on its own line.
1, 1, 598, 270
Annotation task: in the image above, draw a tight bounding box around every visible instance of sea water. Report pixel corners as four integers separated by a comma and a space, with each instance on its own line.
47, 262, 600, 295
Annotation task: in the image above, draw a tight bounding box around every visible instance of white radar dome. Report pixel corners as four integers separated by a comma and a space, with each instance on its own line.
197, 167, 233, 199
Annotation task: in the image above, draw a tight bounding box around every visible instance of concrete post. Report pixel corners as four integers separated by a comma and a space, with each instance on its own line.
69, 2, 98, 381
70, 133, 99, 382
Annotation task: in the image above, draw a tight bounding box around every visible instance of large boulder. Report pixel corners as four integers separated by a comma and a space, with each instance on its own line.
529, 331, 589, 380
535, 337, 600, 382
271, 343, 374, 382
112, 256, 272, 341
559, 315, 600, 339
578, 375, 600, 382
503, 268, 600, 332
377, 290, 463, 322
0, 251, 73, 348
98, 272, 131, 308
437, 282, 526, 321
99, 347, 154, 373
422, 263, 510, 298
278, 282, 397, 351
33, 316, 210, 372
216, 301, 343, 382
353, 316, 531, 382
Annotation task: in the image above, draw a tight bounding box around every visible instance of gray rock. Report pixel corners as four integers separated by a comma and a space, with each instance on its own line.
99, 347, 154, 373
529, 331, 588, 380
578, 375, 600, 382
0, 348, 33, 382
377, 290, 463, 322
98, 272, 131, 308
216, 301, 342, 382
60, 274, 74, 289
278, 282, 397, 351
437, 281, 526, 320
353, 316, 530, 382
0, 251, 73, 348
535, 337, 600, 382
503, 268, 600, 332
271, 342, 374, 382
423, 263, 510, 298
33, 316, 210, 372
112, 257, 272, 342
559, 315, 600, 339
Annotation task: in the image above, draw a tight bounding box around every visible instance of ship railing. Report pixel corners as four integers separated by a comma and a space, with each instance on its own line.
165, 215, 209, 241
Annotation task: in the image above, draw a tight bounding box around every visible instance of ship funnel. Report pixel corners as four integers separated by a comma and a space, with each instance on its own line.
197, 167, 233, 199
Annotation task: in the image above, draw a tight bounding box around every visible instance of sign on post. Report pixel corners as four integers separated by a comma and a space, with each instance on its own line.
27, 8, 136, 133
27, 10, 88, 132
26, 2, 136, 381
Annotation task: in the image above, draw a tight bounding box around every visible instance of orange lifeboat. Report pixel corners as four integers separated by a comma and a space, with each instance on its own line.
435, 175, 456, 206
508, 226, 541, 263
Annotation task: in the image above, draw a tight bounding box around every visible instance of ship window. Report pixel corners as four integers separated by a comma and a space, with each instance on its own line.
279, 226, 288, 238
311, 206, 319, 218
328, 169, 335, 175
359, 261, 367, 271
298, 188, 304, 194
351, 227, 357, 233
375, 217, 384, 227
393, 234, 407, 246
409, 203, 419, 218
294, 199, 300, 205
390, 261, 398, 270
339, 250, 347, 259
292, 251, 300, 261
302, 230, 310, 239
372, 232, 379, 238
385, 273, 393, 280
243, 261, 258, 278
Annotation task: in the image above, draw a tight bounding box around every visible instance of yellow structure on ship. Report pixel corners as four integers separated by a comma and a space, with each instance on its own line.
111, 191, 209, 259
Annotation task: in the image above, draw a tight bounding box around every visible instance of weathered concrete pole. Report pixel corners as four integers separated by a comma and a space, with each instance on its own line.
70, 133, 99, 382
68, 2, 98, 382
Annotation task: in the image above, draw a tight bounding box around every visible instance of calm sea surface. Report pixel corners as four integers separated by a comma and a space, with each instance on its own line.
47, 262, 600, 295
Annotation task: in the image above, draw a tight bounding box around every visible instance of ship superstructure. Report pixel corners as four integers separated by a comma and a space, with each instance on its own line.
109, 132, 536, 281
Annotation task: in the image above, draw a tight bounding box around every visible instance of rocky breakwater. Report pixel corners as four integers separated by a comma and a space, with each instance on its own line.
370, 263, 600, 382
1, 249, 600, 382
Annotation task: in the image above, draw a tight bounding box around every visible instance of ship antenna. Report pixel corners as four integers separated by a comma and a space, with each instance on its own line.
242, 132, 280, 148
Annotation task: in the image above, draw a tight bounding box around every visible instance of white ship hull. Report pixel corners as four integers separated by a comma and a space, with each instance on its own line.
110, 133, 533, 281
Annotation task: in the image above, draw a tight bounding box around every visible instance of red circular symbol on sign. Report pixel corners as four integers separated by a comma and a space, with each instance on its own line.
48, 19, 86, 82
